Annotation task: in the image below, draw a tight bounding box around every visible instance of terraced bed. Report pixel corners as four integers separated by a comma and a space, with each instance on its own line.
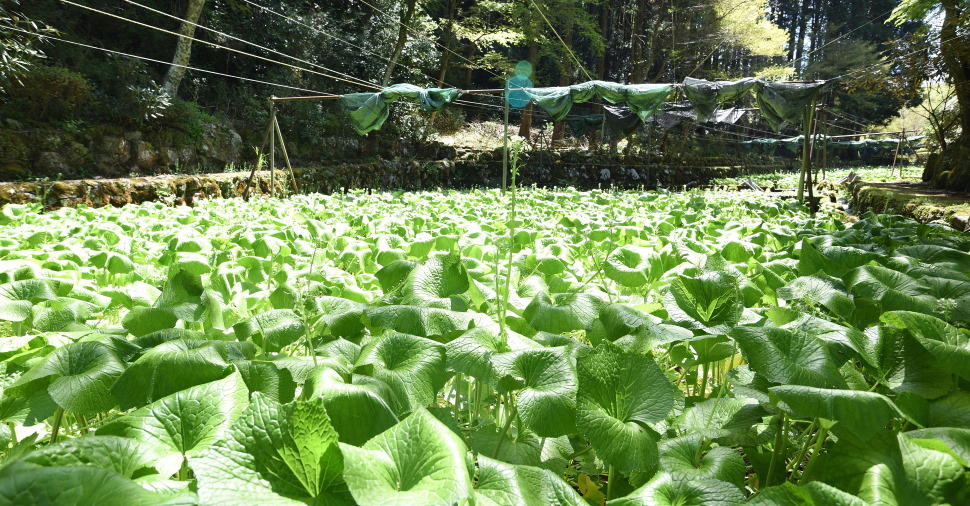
0, 188, 968, 504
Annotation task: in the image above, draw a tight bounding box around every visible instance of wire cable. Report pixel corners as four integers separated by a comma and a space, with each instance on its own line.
1, 25, 333, 95
60, 0, 380, 90
123, 0, 381, 90
527, 0, 594, 81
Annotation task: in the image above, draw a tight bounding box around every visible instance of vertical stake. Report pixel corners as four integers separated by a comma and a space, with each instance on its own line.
269, 98, 276, 199
274, 116, 299, 194
891, 129, 904, 175
502, 80, 509, 194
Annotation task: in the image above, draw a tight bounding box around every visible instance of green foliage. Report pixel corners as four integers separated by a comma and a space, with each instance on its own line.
2, 65, 93, 123
0, 188, 966, 503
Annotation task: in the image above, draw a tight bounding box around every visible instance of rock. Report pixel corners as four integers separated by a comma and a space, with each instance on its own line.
158, 147, 179, 167
199, 122, 242, 166
133, 140, 158, 170
35, 151, 70, 175
949, 213, 970, 232
178, 147, 197, 167
98, 136, 130, 165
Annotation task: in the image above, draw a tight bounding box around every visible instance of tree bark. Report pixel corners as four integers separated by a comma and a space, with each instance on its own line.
794, 0, 811, 72
518, 38, 539, 139
629, 0, 646, 83
551, 22, 574, 143
435, 0, 458, 87
162, 0, 206, 97
929, 0, 970, 190
382, 0, 419, 86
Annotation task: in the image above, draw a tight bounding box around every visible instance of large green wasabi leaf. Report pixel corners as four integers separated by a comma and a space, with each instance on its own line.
473, 455, 585, 506
0, 299, 30, 322
339, 407, 472, 505
576, 343, 679, 474
0, 466, 174, 506
904, 427, 970, 465
361, 332, 447, 415
604, 246, 654, 287
18, 435, 157, 479
777, 275, 855, 322
301, 366, 398, 446
607, 472, 744, 506
365, 305, 475, 340
523, 292, 603, 334
798, 239, 877, 277
897, 244, 970, 271
236, 309, 307, 353
7, 341, 124, 415
813, 427, 968, 505
110, 339, 237, 409
191, 393, 349, 505
881, 311, 970, 380
312, 296, 366, 339
235, 360, 297, 403
0, 279, 56, 303
675, 396, 768, 447
749, 482, 866, 505
658, 435, 745, 488
770, 386, 901, 440
492, 347, 577, 437
98, 373, 249, 477
730, 326, 846, 388
846, 265, 936, 314
400, 255, 469, 309
153, 269, 206, 322
445, 327, 513, 383
122, 307, 178, 337
665, 271, 743, 334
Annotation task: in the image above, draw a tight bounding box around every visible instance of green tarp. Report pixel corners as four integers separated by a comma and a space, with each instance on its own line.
682, 77, 758, 122
338, 83, 462, 135
753, 81, 827, 131
524, 81, 675, 122
565, 105, 642, 140
739, 135, 922, 160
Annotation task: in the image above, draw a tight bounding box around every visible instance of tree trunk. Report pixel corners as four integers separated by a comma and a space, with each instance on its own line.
629, 0, 646, 83
551, 22, 574, 143
162, 0, 207, 97
382, 0, 419, 86
518, 38, 539, 139
794, 0, 810, 72
435, 0, 457, 87
927, 0, 970, 190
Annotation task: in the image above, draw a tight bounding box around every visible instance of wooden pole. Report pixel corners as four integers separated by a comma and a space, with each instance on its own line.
891, 129, 904, 176
798, 98, 817, 206
269, 99, 276, 198
502, 80, 509, 193
274, 116, 299, 194
243, 106, 276, 201
806, 99, 818, 214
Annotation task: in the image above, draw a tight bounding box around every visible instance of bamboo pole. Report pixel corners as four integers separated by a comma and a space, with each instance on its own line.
274, 116, 299, 194
891, 129, 904, 175
269, 99, 276, 199
502, 80, 509, 193
243, 106, 276, 201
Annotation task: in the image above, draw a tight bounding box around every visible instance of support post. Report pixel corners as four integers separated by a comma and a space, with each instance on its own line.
798, 99, 817, 210
274, 117, 299, 194
891, 129, 904, 176
502, 80, 509, 193
243, 104, 277, 201
269, 98, 276, 199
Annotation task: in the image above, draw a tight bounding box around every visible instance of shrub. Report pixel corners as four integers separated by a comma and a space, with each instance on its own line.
2, 65, 93, 122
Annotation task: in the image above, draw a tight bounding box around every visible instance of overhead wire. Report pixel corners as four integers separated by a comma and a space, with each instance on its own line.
60, 0, 381, 91
353, 0, 507, 84
527, 0, 595, 81
123, 0, 381, 90
0, 25, 332, 95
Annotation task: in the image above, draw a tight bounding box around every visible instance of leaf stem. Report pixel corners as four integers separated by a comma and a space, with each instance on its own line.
762, 413, 787, 489
606, 465, 617, 500
492, 398, 517, 458
49, 407, 64, 445
797, 425, 829, 484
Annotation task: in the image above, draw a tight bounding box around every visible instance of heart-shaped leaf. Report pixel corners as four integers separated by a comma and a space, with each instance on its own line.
492, 347, 577, 437
665, 271, 743, 334
473, 455, 585, 506
340, 407, 472, 505
730, 326, 846, 388
301, 366, 399, 446
576, 343, 680, 474
191, 393, 349, 504
8, 341, 124, 415
607, 472, 744, 505
98, 373, 249, 477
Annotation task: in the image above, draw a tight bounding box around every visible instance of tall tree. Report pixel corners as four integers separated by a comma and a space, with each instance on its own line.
892, 0, 970, 189
383, 0, 419, 85
163, 0, 206, 97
